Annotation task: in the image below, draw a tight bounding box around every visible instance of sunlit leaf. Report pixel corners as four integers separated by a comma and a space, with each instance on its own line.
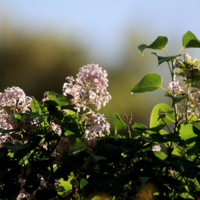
153, 151, 167, 160
46, 91, 69, 106
182, 31, 200, 48
150, 103, 175, 128
113, 113, 127, 134
131, 73, 162, 93
132, 122, 147, 133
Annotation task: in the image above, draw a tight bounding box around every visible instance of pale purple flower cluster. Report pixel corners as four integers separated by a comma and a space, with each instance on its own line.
0, 111, 19, 148
152, 145, 161, 152
84, 113, 110, 150
85, 113, 110, 136
63, 64, 111, 112
0, 86, 32, 113
174, 54, 200, 118
0, 87, 33, 147
63, 64, 111, 149
168, 80, 183, 94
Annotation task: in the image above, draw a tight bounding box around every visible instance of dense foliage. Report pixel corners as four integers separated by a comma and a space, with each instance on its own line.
1, 31, 200, 199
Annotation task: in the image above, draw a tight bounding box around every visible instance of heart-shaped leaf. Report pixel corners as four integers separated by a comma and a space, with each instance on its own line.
182, 31, 200, 48
150, 103, 175, 128
138, 36, 168, 55
131, 73, 162, 93
152, 52, 182, 66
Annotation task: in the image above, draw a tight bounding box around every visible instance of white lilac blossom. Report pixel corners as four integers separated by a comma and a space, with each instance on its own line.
152, 145, 161, 152
0, 86, 32, 113
63, 64, 111, 112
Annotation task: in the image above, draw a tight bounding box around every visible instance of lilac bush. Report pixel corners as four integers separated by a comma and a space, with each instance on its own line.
2, 31, 200, 200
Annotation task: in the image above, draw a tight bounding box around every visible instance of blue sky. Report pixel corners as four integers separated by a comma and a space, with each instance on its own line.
1, 0, 200, 65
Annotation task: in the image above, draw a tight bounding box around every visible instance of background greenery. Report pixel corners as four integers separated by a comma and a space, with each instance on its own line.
0, 24, 174, 136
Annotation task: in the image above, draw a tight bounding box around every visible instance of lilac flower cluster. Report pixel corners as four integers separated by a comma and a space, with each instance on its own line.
0, 87, 33, 147
63, 64, 111, 112
63, 64, 111, 149
152, 145, 161, 152
168, 80, 183, 94
85, 113, 110, 136
0, 86, 32, 113
0, 112, 19, 148
173, 54, 200, 119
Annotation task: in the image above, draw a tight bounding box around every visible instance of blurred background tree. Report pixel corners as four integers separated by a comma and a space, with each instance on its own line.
1, 0, 200, 135
0, 24, 172, 136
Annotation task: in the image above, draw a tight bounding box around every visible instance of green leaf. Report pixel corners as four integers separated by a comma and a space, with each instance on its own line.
3, 143, 30, 152
30, 99, 43, 115
165, 92, 187, 107
113, 113, 126, 134
136, 132, 155, 143
56, 94, 70, 106
132, 122, 147, 133
44, 100, 63, 120
87, 151, 107, 164
131, 73, 162, 93
138, 36, 168, 55
25, 111, 48, 120
58, 174, 73, 197
150, 103, 175, 128
182, 31, 200, 48
46, 91, 69, 106
153, 151, 167, 160
152, 52, 182, 66
193, 121, 200, 130
45, 91, 57, 101
72, 138, 84, 152
64, 122, 84, 138
178, 124, 198, 141
140, 177, 150, 184
187, 140, 200, 156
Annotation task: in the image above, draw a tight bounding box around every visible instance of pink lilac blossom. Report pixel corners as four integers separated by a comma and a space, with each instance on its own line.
0, 111, 19, 147
20, 114, 39, 133
63, 64, 111, 149
51, 122, 62, 136
85, 113, 110, 136
63, 64, 111, 112
152, 145, 161, 152
168, 80, 183, 94
0, 87, 33, 147
83, 113, 110, 150
0, 86, 32, 113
